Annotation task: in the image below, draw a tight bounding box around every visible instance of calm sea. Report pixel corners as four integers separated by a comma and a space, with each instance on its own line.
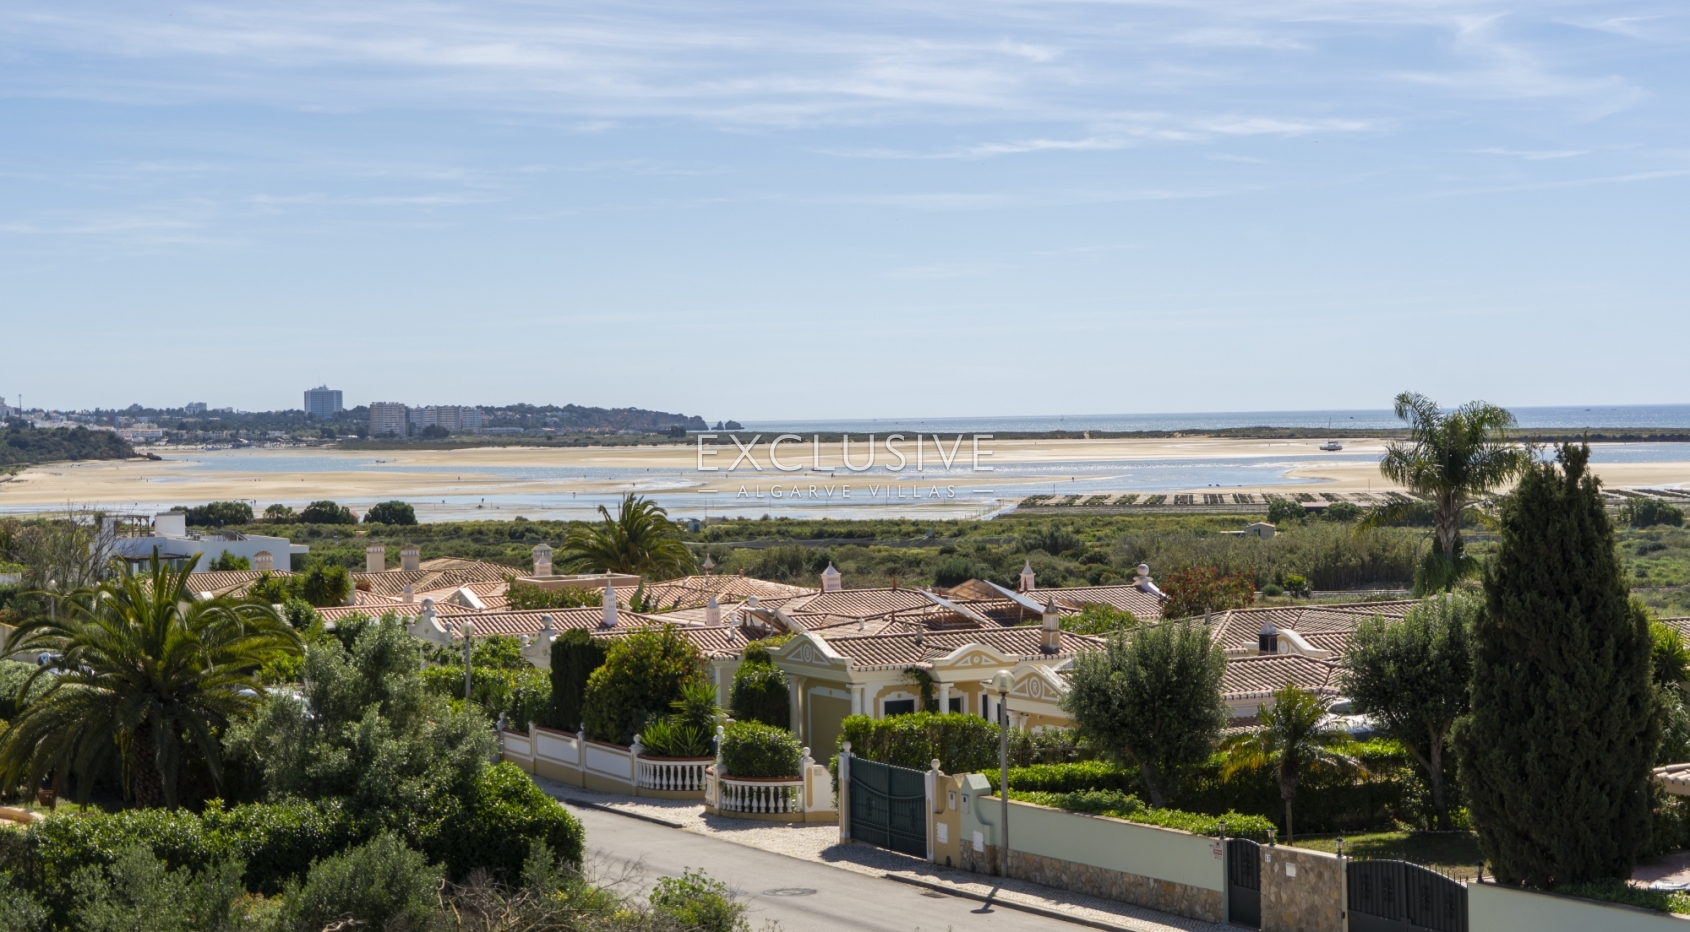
742, 405, 1690, 434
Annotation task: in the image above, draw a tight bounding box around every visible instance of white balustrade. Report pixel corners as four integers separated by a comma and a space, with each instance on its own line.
715, 774, 803, 814
637, 757, 710, 792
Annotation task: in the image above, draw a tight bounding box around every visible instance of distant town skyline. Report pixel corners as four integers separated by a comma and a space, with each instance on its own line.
2, 0, 1687, 417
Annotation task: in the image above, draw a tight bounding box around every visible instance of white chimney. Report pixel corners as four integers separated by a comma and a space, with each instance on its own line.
705, 595, 721, 626
252, 551, 274, 572
532, 543, 553, 577
821, 562, 842, 593
365, 544, 385, 574
1020, 559, 1036, 593
1041, 598, 1062, 653
153, 512, 187, 538
401, 544, 420, 572
702, 554, 716, 576
402, 583, 413, 603
601, 581, 618, 628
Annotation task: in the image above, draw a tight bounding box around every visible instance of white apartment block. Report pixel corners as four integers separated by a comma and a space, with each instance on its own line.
369, 402, 408, 437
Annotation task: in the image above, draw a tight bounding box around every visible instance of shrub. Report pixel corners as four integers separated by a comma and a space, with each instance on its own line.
0, 871, 49, 932
1282, 574, 1310, 597
69, 845, 246, 932
273, 833, 441, 932
640, 719, 712, 758
0, 659, 49, 720
200, 801, 358, 895
1261, 584, 1285, 597
364, 501, 418, 525
1266, 499, 1305, 525
549, 629, 608, 731
510, 581, 602, 611
1161, 565, 1256, 618
296, 500, 356, 525
298, 564, 351, 607
650, 868, 748, 932
1061, 603, 1138, 635
1556, 877, 1690, 914
207, 550, 250, 571
1001, 760, 1140, 795
581, 625, 704, 745
421, 762, 585, 880
184, 501, 253, 528
1323, 501, 1362, 522
720, 721, 802, 778
836, 712, 998, 773
1624, 498, 1685, 529
931, 555, 982, 588
1005, 790, 1275, 841
729, 663, 790, 730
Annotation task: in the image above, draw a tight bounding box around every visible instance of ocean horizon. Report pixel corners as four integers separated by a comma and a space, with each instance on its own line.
741, 404, 1690, 435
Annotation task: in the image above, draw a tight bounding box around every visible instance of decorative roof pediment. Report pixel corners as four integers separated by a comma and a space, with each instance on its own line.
933, 642, 1019, 671
772, 630, 846, 668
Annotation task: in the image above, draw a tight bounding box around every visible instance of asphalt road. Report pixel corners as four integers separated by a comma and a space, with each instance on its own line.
564, 803, 1082, 932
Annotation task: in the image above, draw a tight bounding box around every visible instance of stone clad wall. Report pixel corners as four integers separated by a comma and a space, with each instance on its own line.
1260, 845, 1343, 932
960, 844, 1224, 924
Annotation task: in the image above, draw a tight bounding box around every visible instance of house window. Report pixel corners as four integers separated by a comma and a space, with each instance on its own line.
883, 699, 917, 717
948, 696, 963, 714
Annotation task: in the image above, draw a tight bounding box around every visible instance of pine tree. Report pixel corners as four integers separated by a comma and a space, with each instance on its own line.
1453, 443, 1659, 887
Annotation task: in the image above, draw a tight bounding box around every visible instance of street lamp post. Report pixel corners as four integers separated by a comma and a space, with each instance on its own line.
991, 668, 1014, 877
461, 620, 476, 702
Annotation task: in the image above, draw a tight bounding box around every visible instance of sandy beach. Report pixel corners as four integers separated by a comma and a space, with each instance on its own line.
2, 438, 1686, 521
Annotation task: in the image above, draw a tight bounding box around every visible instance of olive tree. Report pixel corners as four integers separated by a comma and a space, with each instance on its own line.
1060, 620, 1227, 806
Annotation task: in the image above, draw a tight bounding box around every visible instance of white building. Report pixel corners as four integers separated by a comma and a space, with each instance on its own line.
369, 402, 408, 437
407, 405, 483, 432
107, 513, 310, 575
304, 386, 343, 419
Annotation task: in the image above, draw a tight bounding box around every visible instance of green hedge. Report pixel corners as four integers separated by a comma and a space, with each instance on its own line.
21, 800, 356, 902
720, 721, 802, 778
729, 662, 790, 730
581, 625, 704, 745
550, 629, 608, 731
836, 712, 998, 773
1007, 790, 1276, 842
420, 762, 584, 879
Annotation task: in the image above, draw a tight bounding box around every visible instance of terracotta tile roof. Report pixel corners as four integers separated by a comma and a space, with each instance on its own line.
186, 570, 292, 597
1662, 617, 1690, 640
1039, 585, 1168, 620
817, 627, 1104, 672
635, 575, 815, 609
1209, 601, 1418, 657
1222, 654, 1340, 702
353, 559, 516, 596
781, 587, 939, 619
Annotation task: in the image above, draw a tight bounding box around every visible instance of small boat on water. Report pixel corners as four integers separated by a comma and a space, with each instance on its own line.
1320, 440, 1344, 452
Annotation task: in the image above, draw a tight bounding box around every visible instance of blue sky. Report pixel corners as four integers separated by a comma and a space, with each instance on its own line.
2, 0, 1687, 421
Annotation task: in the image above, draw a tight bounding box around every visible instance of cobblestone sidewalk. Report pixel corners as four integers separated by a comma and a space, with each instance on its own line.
530, 776, 1229, 932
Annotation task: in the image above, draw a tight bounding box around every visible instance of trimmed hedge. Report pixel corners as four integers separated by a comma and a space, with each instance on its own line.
836, 712, 998, 773
549, 628, 608, 731
729, 662, 790, 730
1008, 790, 1276, 842
720, 721, 802, 778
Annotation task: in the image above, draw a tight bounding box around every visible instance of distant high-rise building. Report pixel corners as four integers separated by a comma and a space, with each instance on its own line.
369, 402, 408, 437
405, 405, 483, 433
304, 386, 344, 419
185, 402, 208, 414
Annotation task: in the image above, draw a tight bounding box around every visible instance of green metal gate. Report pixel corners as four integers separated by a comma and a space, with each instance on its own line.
1347, 860, 1467, 932
848, 758, 928, 858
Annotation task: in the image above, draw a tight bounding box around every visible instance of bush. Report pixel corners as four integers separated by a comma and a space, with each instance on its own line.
1555, 877, 1690, 914
509, 581, 602, 611
650, 868, 748, 932
581, 625, 704, 746
421, 762, 585, 880
200, 801, 358, 895
364, 501, 417, 526
0, 871, 49, 932
69, 845, 246, 932
1061, 603, 1138, 635
1161, 565, 1256, 618
0, 659, 48, 720
640, 719, 712, 758
273, 833, 441, 932
1323, 501, 1362, 522
836, 712, 998, 773
720, 721, 802, 778
1624, 498, 1685, 529
1006, 790, 1275, 841
207, 550, 250, 571
1001, 760, 1140, 795
297, 501, 356, 525
298, 564, 351, 607
549, 629, 608, 731
1283, 574, 1310, 597
184, 502, 253, 528
729, 657, 790, 730
1266, 499, 1304, 525
931, 555, 982, 588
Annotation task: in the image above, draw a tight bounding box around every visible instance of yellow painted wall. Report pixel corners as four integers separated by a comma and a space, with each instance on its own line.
808, 694, 852, 764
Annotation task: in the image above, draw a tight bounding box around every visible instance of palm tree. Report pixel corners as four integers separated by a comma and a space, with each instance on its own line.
559, 494, 696, 579
1374, 392, 1528, 592
1220, 684, 1364, 842
0, 553, 301, 808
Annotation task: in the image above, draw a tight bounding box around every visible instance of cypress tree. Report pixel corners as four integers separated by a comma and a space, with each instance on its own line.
1453, 443, 1659, 887
549, 629, 607, 731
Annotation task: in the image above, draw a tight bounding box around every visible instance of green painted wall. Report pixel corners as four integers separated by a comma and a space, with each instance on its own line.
1469, 882, 1690, 932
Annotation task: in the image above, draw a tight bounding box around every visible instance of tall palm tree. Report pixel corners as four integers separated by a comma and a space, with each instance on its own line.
0, 553, 301, 808
1375, 392, 1528, 591
559, 494, 696, 579
1220, 685, 1364, 842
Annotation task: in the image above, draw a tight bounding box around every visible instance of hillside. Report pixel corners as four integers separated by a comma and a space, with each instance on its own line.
0, 424, 136, 467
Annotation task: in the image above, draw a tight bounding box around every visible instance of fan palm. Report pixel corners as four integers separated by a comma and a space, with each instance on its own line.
1373, 392, 1528, 592
0, 553, 301, 808
1220, 684, 1364, 842
559, 494, 695, 579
